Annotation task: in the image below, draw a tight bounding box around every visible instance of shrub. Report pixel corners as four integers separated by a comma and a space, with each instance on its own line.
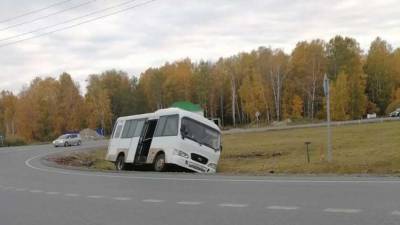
2, 136, 27, 147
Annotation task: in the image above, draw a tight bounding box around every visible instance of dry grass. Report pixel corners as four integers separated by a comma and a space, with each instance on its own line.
219, 120, 400, 175
50, 120, 400, 175
48, 149, 115, 170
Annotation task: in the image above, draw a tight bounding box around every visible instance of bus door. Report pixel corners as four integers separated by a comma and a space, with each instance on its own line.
134, 119, 158, 164
125, 119, 145, 163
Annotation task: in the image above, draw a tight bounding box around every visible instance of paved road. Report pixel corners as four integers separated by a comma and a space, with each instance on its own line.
0, 141, 400, 225
223, 117, 400, 134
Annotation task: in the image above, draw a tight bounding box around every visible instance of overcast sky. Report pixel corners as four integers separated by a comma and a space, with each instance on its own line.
0, 0, 399, 94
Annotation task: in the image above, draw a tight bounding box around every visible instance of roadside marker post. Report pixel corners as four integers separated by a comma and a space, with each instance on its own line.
323, 74, 332, 162
304, 142, 311, 164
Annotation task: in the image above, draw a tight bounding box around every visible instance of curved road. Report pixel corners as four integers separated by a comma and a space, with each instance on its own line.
0, 141, 400, 225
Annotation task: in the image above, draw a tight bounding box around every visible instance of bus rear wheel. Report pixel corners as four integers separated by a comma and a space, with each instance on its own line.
153, 153, 166, 172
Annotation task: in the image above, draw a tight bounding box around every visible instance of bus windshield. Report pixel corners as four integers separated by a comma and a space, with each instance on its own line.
181, 117, 221, 151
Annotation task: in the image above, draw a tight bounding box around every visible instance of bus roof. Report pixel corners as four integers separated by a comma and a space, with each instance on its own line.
116, 108, 220, 131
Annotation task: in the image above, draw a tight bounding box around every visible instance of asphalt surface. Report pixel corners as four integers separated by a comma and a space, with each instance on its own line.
0, 141, 400, 225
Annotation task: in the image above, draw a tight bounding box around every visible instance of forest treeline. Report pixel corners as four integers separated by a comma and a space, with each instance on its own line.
1, 35, 400, 142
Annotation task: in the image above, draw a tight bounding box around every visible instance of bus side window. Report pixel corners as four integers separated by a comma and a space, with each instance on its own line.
154, 117, 167, 137
133, 120, 145, 137
163, 115, 178, 136
127, 120, 138, 138
121, 120, 132, 138
113, 124, 123, 139
154, 115, 178, 137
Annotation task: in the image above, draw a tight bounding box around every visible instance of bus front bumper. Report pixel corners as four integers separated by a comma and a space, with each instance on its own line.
170, 155, 216, 173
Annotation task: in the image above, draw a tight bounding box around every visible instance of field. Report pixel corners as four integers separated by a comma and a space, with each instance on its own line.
51, 120, 400, 175
220, 120, 400, 174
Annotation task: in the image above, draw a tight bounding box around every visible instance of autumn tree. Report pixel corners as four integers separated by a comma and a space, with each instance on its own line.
239, 69, 266, 121
330, 72, 350, 120
139, 68, 166, 110
269, 49, 289, 121
193, 61, 213, 116
289, 39, 327, 119
391, 48, 400, 87
4, 35, 400, 143
16, 78, 60, 141
225, 56, 240, 126
0, 91, 18, 137
161, 59, 194, 106
85, 75, 113, 134
364, 37, 393, 114
327, 36, 367, 119
255, 47, 274, 123
291, 95, 304, 119
212, 58, 230, 125
386, 88, 400, 114
54, 73, 84, 134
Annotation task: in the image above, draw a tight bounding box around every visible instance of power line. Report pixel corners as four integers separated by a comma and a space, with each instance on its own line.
0, 0, 139, 43
0, 0, 73, 24
0, 0, 97, 32
0, 0, 156, 48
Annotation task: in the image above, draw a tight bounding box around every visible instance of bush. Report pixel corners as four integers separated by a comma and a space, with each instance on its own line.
1, 136, 27, 147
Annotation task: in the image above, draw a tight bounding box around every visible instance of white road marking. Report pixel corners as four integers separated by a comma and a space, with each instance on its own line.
64, 193, 80, 197
219, 203, 248, 208
2, 186, 14, 190
45, 191, 60, 195
29, 189, 43, 193
142, 199, 165, 203
112, 197, 132, 201
24, 153, 400, 184
177, 201, 203, 205
87, 195, 105, 199
15, 188, 27, 191
391, 211, 400, 216
267, 205, 299, 210
324, 208, 362, 213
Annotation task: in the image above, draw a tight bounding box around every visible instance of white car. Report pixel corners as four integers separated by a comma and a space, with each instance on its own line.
53, 134, 82, 147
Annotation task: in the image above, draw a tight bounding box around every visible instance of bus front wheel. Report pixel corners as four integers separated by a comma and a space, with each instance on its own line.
153, 153, 166, 172
115, 154, 126, 171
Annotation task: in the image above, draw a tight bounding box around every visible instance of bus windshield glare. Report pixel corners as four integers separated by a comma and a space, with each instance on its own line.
181, 117, 220, 151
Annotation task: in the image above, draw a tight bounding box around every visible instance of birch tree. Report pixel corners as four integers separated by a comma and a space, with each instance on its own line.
269, 50, 289, 121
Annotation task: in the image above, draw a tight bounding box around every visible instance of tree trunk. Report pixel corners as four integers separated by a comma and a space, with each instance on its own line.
220, 91, 224, 127
230, 75, 236, 127
270, 66, 284, 121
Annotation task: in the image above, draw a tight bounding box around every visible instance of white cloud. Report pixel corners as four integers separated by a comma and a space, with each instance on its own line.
0, 0, 399, 93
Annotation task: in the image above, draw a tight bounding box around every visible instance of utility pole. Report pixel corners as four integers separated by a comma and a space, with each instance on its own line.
323, 74, 332, 162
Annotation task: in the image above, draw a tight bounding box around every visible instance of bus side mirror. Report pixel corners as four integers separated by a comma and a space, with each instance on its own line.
180, 126, 187, 139
220, 145, 223, 152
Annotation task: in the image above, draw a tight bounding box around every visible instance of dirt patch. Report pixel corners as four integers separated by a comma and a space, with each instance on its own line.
46, 149, 115, 170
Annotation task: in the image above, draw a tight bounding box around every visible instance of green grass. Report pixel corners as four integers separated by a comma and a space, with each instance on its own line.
52, 120, 400, 175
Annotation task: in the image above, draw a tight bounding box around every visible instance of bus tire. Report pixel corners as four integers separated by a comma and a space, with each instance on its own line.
153, 153, 166, 172
115, 154, 126, 171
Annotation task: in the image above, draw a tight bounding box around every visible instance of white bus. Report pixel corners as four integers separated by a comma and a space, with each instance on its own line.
106, 108, 222, 173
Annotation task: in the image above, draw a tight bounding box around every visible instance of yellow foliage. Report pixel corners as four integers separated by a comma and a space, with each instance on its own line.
291, 95, 303, 119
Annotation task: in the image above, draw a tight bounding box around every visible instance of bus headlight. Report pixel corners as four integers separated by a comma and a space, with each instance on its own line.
173, 149, 189, 159
208, 163, 217, 170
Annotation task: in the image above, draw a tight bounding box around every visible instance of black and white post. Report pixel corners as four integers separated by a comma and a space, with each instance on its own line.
323, 74, 332, 162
